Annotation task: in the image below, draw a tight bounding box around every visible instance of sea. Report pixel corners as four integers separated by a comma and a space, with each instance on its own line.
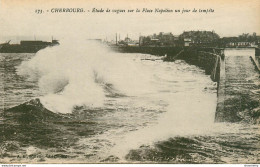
0, 41, 259, 163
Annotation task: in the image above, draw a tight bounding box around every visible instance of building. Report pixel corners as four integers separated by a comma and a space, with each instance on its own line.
226, 41, 257, 47
118, 36, 139, 46
221, 33, 260, 48
139, 32, 180, 46
179, 30, 220, 47
184, 38, 192, 47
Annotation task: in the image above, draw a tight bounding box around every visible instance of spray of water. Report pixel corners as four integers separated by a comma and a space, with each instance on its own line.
109, 84, 218, 159
17, 39, 154, 113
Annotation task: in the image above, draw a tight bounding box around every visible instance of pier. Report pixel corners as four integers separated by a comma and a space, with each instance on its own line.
215, 48, 260, 123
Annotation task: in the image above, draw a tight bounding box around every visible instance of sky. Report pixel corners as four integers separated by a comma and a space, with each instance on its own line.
0, 0, 259, 43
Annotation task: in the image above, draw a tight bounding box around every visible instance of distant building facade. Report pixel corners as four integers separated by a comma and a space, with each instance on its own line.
108, 32, 260, 48
139, 31, 220, 47
118, 36, 139, 46
219, 33, 260, 48
139, 32, 182, 47
179, 30, 220, 47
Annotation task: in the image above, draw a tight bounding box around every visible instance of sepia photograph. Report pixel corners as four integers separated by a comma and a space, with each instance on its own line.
0, 0, 259, 165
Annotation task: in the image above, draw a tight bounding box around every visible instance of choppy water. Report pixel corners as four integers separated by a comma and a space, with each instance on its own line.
0, 42, 259, 163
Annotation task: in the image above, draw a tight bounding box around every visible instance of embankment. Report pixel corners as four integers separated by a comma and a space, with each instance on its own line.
175, 48, 222, 82
256, 47, 260, 57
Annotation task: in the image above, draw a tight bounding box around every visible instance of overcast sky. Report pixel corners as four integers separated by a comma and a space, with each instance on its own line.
0, 0, 259, 43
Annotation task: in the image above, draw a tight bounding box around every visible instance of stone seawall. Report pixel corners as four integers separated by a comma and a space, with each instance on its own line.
256, 48, 260, 57
176, 48, 221, 82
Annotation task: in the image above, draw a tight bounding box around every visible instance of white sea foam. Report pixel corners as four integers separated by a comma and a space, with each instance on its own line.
17, 39, 154, 113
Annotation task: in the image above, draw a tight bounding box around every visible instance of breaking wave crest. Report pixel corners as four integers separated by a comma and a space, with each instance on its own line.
17, 39, 153, 113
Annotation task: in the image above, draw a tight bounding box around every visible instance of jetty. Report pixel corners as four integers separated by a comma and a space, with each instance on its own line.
0, 39, 59, 53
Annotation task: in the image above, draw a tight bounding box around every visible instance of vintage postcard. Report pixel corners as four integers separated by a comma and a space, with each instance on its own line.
0, 0, 259, 165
